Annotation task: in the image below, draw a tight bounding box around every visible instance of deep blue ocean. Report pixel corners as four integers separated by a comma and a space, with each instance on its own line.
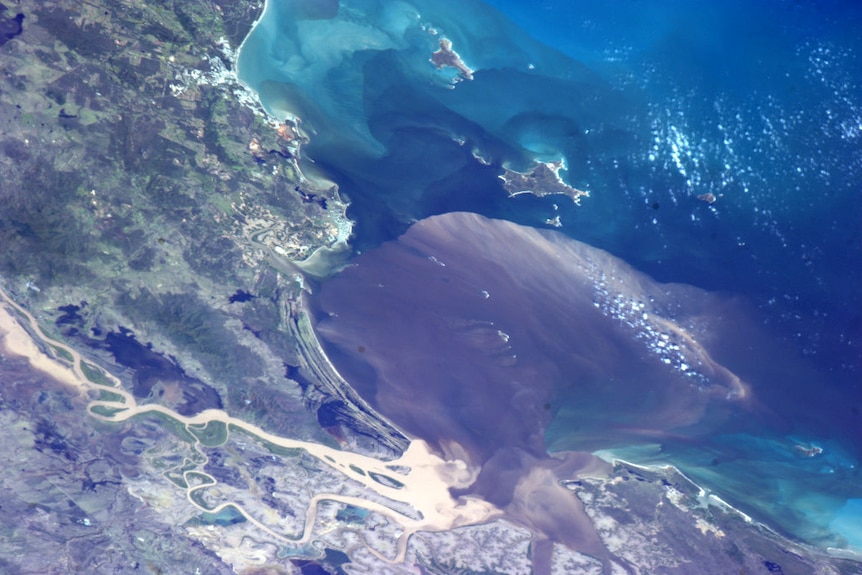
237, 0, 862, 553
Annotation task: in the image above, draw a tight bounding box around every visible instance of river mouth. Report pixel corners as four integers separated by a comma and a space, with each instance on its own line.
311, 211, 862, 554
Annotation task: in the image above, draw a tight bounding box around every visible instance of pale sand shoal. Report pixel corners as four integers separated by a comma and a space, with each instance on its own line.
0, 301, 86, 392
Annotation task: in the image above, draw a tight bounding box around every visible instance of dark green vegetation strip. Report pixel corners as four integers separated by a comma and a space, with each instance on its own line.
188, 420, 229, 447
89, 405, 128, 418
189, 486, 215, 510
165, 458, 209, 489
97, 390, 126, 403
137, 411, 197, 444
368, 472, 405, 490
48, 344, 74, 362
81, 362, 115, 387
228, 424, 303, 457
164, 471, 189, 489
185, 471, 216, 487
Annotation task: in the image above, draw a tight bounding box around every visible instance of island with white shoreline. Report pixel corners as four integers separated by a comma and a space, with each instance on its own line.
501, 160, 591, 205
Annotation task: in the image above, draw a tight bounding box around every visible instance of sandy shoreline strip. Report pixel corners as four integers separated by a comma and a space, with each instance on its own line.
232, 0, 271, 93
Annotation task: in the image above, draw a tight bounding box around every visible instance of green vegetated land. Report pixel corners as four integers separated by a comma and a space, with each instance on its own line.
188, 420, 228, 447
97, 389, 126, 403
0, 0, 384, 572
48, 344, 74, 363
81, 362, 115, 387
0, 0, 341, 449
89, 404, 128, 418
228, 424, 304, 458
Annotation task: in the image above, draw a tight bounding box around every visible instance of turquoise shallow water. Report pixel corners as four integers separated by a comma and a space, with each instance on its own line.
591, 433, 862, 549
238, 0, 862, 553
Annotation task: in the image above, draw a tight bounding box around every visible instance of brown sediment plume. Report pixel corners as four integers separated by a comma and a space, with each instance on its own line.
314, 212, 754, 567
463, 448, 613, 569
430, 38, 474, 81
315, 211, 751, 460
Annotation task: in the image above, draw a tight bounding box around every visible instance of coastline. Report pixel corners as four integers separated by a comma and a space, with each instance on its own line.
231, 0, 357, 277
594, 451, 754, 523
232, 0, 271, 93
593, 449, 862, 561
2, 0, 855, 569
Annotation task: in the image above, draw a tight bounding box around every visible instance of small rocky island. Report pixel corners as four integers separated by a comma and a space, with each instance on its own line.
430, 37, 475, 81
